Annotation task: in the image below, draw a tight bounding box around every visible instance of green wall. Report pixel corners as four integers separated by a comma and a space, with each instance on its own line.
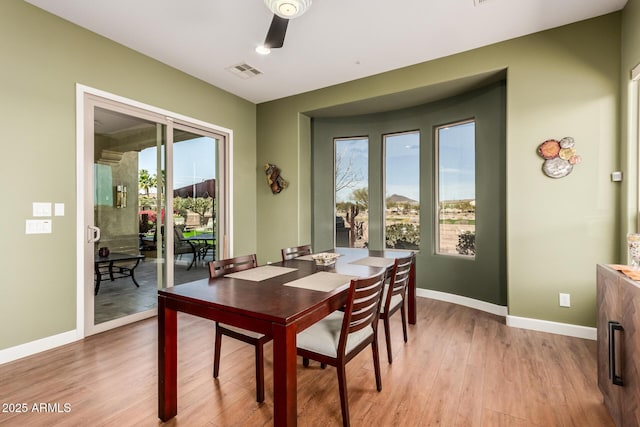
622, 0, 640, 245
0, 0, 257, 350
311, 83, 507, 305
1, 1, 634, 354
257, 13, 622, 327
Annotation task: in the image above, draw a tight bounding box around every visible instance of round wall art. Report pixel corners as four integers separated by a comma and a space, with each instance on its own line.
537, 137, 581, 179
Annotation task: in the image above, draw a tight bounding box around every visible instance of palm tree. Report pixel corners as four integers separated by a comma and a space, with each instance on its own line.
138, 169, 156, 196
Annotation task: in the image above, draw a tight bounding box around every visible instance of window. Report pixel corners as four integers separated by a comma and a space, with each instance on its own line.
435, 120, 476, 257
335, 138, 368, 247
384, 131, 420, 249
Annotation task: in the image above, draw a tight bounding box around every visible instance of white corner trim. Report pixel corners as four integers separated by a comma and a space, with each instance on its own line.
0, 330, 80, 366
632, 63, 640, 81
416, 288, 508, 317
506, 315, 597, 340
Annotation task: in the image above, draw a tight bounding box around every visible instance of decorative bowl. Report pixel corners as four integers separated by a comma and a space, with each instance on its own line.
311, 252, 340, 267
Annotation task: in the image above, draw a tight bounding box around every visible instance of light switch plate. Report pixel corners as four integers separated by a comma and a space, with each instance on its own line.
54, 203, 65, 216
26, 219, 52, 234
559, 293, 571, 307
33, 202, 52, 217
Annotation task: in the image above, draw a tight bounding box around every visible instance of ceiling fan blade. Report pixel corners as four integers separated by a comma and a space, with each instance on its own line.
264, 14, 289, 49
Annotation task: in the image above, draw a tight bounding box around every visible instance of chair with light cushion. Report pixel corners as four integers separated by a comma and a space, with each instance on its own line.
208, 254, 272, 402
280, 244, 312, 261
380, 253, 414, 363
296, 270, 386, 427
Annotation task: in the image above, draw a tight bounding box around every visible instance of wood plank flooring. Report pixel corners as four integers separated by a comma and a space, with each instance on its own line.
0, 297, 613, 426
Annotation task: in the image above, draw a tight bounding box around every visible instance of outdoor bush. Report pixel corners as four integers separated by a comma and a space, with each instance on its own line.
456, 231, 476, 255
385, 223, 420, 249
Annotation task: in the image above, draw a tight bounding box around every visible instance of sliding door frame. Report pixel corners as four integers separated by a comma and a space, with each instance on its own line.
75, 84, 233, 337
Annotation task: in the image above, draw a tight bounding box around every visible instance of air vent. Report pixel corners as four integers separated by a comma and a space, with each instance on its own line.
473, 0, 492, 6
226, 63, 263, 79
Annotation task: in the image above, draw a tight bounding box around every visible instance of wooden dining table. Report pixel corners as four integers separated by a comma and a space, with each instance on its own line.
157, 247, 416, 426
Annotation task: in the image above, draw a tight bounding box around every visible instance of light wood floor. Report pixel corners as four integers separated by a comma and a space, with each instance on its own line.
0, 297, 613, 426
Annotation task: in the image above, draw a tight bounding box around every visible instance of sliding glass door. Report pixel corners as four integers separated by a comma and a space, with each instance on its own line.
83, 92, 229, 335
169, 125, 220, 286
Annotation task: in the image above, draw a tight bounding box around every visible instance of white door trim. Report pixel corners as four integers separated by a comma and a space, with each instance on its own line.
75, 83, 233, 338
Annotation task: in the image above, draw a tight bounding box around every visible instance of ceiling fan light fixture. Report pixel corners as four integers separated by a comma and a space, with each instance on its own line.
264, 0, 312, 19
256, 45, 271, 55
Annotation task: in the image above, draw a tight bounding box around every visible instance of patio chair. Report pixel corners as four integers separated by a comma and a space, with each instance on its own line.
173, 225, 198, 270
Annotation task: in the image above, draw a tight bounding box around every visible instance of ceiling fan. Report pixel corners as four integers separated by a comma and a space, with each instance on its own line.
259, 0, 312, 53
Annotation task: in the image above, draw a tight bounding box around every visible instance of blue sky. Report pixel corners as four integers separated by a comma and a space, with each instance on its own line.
385, 132, 420, 201
438, 121, 475, 201
138, 129, 475, 202
138, 136, 216, 192
335, 123, 475, 204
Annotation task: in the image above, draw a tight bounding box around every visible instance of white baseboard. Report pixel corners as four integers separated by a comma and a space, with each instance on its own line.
0, 290, 597, 366
0, 330, 80, 366
416, 289, 596, 340
416, 288, 508, 317
506, 315, 597, 340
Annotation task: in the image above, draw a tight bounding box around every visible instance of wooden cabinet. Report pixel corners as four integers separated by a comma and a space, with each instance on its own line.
597, 264, 640, 427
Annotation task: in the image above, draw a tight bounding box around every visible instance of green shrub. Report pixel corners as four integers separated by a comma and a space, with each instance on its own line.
385, 223, 420, 249
456, 231, 476, 255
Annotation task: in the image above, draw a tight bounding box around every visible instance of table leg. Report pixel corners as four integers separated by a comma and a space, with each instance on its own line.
272, 323, 298, 426
94, 262, 102, 296
130, 258, 141, 287
408, 261, 416, 325
158, 296, 178, 421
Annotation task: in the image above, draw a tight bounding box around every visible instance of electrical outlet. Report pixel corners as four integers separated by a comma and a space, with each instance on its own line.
559, 293, 571, 307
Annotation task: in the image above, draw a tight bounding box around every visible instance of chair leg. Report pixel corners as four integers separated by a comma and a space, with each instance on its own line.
383, 316, 393, 364
371, 340, 382, 392
187, 251, 196, 270
255, 343, 265, 403
302, 357, 309, 367
400, 305, 408, 342
336, 364, 350, 427
213, 325, 222, 378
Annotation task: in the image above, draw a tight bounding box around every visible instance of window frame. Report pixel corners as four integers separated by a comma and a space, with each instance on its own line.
383, 130, 421, 250
333, 136, 369, 248
434, 118, 476, 258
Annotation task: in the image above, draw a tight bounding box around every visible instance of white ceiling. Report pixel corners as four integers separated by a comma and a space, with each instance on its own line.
26, 0, 627, 104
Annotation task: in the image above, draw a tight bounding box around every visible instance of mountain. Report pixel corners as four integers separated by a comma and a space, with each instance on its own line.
386, 194, 418, 204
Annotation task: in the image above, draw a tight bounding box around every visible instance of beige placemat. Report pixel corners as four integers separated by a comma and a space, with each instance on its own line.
349, 256, 394, 268
283, 272, 357, 292
224, 265, 297, 281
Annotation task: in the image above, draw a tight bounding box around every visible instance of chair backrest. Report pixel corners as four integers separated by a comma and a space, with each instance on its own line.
338, 269, 386, 355
281, 244, 312, 261
383, 253, 415, 312
209, 254, 258, 279
174, 225, 186, 241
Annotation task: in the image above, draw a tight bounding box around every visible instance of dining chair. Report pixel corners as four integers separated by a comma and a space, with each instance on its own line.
380, 253, 415, 363
208, 254, 272, 403
280, 244, 312, 261
296, 270, 386, 427
173, 225, 199, 270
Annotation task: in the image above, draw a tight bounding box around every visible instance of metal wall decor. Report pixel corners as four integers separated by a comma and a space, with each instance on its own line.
537, 137, 581, 178
264, 163, 289, 194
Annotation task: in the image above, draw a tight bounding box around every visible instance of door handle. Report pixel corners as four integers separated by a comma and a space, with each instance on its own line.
608, 320, 624, 386
87, 225, 101, 243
